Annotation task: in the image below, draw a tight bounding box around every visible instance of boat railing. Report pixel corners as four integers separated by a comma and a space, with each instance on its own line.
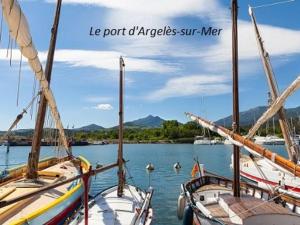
185, 173, 300, 211
134, 187, 154, 225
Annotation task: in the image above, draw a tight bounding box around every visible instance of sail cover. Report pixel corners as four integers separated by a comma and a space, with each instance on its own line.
1, 0, 70, 152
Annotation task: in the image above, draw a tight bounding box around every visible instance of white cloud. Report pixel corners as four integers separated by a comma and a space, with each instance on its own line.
93, 103, 113, 110
0, 49, 179, 73
46, 0, 222, 19
201, 20, 300, 64
147, 75, 230, 101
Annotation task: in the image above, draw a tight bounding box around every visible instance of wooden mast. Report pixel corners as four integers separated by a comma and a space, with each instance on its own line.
248, 6, 299, 163
232, 0, 240, 197
117, 56, 125, 197
27, 0, 62, 179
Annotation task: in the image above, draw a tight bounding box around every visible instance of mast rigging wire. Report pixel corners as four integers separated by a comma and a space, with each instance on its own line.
16, 52, 22, 106
252, 0, 296, 9
0, 3, 3, 43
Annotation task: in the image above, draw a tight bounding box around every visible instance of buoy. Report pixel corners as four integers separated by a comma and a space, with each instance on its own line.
146, 163, 154, 171
177, 193, 186, 220
182, 205, 193, 225
174, 162, 181, 170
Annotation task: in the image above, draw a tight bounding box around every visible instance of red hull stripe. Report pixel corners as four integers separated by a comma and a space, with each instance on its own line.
241, 171, 300, 193
45, 197, 82, 225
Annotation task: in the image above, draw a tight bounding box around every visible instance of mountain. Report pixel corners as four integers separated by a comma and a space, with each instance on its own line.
123, 115, 165, 128
215, 105, 300, 127
75, 124, 104, 131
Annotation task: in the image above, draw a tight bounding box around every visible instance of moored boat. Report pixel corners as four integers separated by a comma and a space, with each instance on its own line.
178, 1, 300, 224
178, 172, 300, 225
67, 57, 154, 225
0, 0, 92, 224
0, 156, 91, 225
194, 136, 213, 145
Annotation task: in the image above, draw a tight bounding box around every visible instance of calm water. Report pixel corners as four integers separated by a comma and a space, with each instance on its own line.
0, 144, 287, 225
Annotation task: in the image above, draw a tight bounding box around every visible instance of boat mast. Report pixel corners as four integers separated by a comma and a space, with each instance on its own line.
232, 0, 240, 197
248, 6, 299, 163
27, 0, 63, 179
117, 56, 125, 197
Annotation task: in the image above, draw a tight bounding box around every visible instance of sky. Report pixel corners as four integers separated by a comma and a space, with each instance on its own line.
0, 0, 300, 130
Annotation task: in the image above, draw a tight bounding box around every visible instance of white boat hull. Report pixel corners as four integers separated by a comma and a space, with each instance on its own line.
70, 185, 153, 225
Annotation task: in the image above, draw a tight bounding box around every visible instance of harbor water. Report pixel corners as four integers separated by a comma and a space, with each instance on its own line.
0, 144, 287, 225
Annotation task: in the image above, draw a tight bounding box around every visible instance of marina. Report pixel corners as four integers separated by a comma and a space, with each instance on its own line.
1, 0, 300, 224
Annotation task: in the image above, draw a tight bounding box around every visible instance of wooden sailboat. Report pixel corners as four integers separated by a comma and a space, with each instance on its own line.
0, 0, 90, 224
177, 1, 300, 224
68, 57, 153, 225
236, 5, 300, 197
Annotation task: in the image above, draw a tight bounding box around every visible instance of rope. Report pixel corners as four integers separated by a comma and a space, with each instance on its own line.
124, 163, 145, 201
30, 78, 37, 119
6, 34, 10, 57
16, 52, 22, 106
252, 0, 296, 9
0, 162, 25, 167
0, 2, 3, 43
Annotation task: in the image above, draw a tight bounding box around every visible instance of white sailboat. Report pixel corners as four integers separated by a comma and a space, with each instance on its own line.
68, 57, 153, 225
254, 135, 285, 145
193, 136, 213, 145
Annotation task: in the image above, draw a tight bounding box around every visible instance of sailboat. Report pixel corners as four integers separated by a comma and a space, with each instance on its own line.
193, 136, 213, 145
0, 0, 90, 224
237, 5, 300, 197
68, 57, 153, 225
177, 1, 300, 224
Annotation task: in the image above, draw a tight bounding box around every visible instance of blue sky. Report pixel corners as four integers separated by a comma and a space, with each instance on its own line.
0, 0, 300, 130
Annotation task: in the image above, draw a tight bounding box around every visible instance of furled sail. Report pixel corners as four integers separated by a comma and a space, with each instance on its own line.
248, 76, 300, 138
186, 112, 300, 177
1, 0, 70, 152
249, 6, 298, 162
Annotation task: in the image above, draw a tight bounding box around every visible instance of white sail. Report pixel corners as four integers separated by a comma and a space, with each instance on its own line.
248, 76, 300, 138
1, 0, 69, 151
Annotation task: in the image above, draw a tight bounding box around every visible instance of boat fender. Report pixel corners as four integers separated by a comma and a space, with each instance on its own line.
182, 205, 193, 225
177, 193, 186, 220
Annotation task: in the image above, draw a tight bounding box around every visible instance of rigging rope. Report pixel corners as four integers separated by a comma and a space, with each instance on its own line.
16, 52, 22, 106
252, 0, 296, 9
0, 2, 3, 43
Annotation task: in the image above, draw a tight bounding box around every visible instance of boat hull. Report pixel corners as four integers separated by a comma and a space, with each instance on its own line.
0, 156, 91, 225
179, 174, 300, 225
69, 184, 153, 225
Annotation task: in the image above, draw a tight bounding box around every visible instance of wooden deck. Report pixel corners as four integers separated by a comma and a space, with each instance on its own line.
192, 183, 300, 225
0, 160, 82, 224
221, 194, 295, 219
206, 202, 235, 225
